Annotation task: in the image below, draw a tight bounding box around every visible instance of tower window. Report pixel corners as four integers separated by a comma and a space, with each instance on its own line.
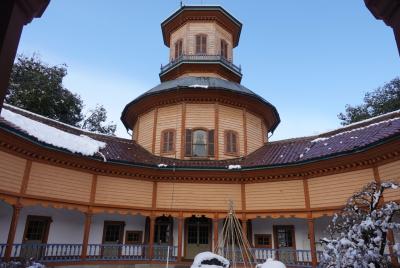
225, 130, 238, 155
221, 39, 228, 59
161, 129, 175, 154
195, 34, 207, 54
185, 129, 214, 158
174, 39, 183, 59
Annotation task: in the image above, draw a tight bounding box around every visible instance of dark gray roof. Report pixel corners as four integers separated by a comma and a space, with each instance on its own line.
121, 76, 280, 132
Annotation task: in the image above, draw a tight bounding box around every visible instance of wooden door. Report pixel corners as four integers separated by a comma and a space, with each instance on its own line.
185, 217, 211, 260
154, 216, 173, 259
21, 215, 52, 260
102, 221, 124, 258
273, 225, 296, 263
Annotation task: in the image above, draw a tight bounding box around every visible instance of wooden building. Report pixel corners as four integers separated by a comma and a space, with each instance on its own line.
0, 5, 399, 268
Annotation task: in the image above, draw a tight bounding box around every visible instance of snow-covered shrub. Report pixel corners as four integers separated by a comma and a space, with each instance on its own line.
320, 181, 400, 267
0, 259, 45, 268
256, 258, 286, 268
191, 252, 230, 268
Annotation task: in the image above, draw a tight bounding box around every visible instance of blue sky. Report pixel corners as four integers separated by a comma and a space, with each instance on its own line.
16, 0, 400, 140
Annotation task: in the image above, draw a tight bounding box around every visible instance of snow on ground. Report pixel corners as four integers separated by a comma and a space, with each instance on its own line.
191, 252, 230, 268
1, 108, 106, 156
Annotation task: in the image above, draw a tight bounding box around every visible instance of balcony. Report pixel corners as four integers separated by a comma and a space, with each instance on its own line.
160, 54, 242, 79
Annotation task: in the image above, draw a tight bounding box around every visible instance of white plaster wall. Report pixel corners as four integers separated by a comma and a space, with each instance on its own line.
14, 206, 85, 244
88, 213, 146, 245
0, 201, 13, 243
251, 218, 310, 250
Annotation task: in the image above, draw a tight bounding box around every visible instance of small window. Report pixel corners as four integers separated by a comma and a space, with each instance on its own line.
221, 39, 228, 59
161, 129, 175, 154
185, 129, 214, 158
196, 34, 207, 54
254, 234, 272, 248
125, 231, 142, 244
225, 130, 238, 155
174, 39, 183, 59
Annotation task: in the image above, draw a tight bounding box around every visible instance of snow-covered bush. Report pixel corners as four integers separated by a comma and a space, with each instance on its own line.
191, 252, 230, 268
0, 259, 45, 268
320, 181, 400, 267
256, 258, 286, 268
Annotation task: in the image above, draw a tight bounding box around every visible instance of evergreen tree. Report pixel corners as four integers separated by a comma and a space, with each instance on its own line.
7, 54, 84, 126
82, 105, 116, 135
338, 77, 400, 125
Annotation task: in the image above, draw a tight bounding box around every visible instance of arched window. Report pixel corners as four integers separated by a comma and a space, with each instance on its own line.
185, 129, 214, 157
161, 129, 175, 154
220, 39, 228, 59
195, 34, 207, 54
174, 39, 183, 59
225, 130, 238, 155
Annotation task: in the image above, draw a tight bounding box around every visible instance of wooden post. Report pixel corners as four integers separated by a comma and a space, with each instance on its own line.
308, 218, 318, 268
177, 214, 183, 262
149, 215, 156, 260
81, 211, 92, 259
5, 203, 22, 261
213, 216, 219, 251
241, 215, 247, 241
388, 229, 399, 267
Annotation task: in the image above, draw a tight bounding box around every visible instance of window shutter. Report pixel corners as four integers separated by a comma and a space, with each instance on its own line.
196, 35, 200, 54
185, 129, 192, 156
169, 131, 174, 151
232, 132, 237, 153
208, 130, 215, 157
201, 35, 207, 54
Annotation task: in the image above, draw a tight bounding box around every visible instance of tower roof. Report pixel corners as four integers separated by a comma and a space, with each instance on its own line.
161, 5, 242, 48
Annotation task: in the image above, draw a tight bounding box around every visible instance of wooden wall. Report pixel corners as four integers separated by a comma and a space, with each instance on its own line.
156, 182, 242, 210
308, 169, 374, 208
0, 151, 26, 193
27, 162, 92, 202
379, 160, 400, 201
169, 22, 233, 61
137, 109, 155, 152
95, 176, 153, 207
133, 103, 266, 159
0, 147, 398, 214
245, 180, 305, 210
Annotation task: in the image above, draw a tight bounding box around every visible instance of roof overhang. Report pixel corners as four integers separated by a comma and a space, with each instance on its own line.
121, 85, 280, 134
161, 6, 242, 48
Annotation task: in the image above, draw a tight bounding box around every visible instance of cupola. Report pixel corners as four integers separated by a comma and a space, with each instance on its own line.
159, 6, 243, 83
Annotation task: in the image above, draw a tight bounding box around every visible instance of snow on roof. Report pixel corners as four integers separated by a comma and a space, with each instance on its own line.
228, 164, 241, 170
311, 115, 400, 143
1, 108, 106, 156
189, 84, 209, 89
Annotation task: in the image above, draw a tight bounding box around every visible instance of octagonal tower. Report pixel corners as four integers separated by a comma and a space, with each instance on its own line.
121, 6, 280, 160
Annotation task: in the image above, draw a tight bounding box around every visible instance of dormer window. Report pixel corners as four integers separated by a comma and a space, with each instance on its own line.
174, 39, 183, 59
195, 34, 207, 54
221, 39, 228, 59
161, 129, 175, 154
225, 130, 238, 155
185, 129, 214, 158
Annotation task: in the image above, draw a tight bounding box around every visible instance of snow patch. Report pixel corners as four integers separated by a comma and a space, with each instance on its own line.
1, 108, 106, 156
189, 84, 209, 89
228, 165, 241, 170
158, 163, 168, 168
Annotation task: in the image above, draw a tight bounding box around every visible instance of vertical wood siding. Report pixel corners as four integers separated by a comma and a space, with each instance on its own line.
245, 180, 306, 210
95, 176, 153, 207
308, 169, 374, 208
0, 151, 26, 193
378, 160, 400, 201
156, 182, 242, 210
27, 162, 92, 202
